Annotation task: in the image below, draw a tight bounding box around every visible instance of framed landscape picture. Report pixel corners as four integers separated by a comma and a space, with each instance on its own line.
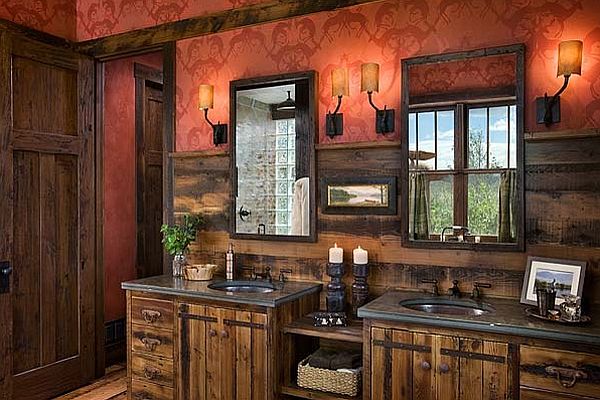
520, 256, 587, 306
321, 177, 397, 215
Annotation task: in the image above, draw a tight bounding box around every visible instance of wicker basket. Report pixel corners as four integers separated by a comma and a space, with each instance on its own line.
297, 356, 362, 397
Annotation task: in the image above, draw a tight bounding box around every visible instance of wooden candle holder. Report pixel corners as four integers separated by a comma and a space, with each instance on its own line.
326, 262, 346, 313
352, 263, 370, 317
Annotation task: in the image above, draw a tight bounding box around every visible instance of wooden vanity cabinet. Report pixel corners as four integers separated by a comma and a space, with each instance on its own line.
368, 326, 513, 400
177, 302, 269, 400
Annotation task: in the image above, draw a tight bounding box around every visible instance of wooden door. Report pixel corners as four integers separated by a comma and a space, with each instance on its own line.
0, 33, 96, 400
370, 327, 435, 400
135, 64, 164, 278
178, 304, 269, 400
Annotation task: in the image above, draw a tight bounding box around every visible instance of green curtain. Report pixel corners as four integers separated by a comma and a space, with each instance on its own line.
409, 172, 430, 240
498, 170, 517, 243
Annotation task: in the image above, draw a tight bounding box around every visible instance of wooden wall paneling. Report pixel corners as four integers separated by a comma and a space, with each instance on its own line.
76, 0, 388, 60
0, 29, 12, 400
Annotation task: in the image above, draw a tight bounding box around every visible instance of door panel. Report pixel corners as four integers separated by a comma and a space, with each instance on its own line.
0, 33, 96, 400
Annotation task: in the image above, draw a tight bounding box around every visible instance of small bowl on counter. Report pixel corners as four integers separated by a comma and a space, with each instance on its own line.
183, 264, 219, 281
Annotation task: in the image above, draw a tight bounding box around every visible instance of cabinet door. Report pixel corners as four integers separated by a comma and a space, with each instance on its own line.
178, 304, 269, 400
435, 336, 511, 400
370, 327, 435, 400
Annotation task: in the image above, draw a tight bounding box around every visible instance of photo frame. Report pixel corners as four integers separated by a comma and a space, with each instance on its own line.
520, 256, 587, 307
320, 176, 397, 215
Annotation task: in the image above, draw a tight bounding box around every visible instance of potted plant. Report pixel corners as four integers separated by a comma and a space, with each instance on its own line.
161, 213, 204, 277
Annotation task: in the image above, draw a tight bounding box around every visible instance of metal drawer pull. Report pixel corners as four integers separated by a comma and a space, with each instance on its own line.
140, 336, 161, 352
546, 366, 588, 388
143, 365, 161, 380
141, 309, 161, 324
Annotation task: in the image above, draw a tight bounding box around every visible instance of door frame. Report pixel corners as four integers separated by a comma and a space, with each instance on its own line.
94, 43, 176, 375
134, 62, 165, 279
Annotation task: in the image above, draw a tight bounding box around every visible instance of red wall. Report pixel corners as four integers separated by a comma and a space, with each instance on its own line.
0, 0, 76, 40
104, 52, 163, 322
175, 0, 600, 151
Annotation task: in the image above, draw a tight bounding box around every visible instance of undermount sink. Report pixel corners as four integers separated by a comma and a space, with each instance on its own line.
399, 298, 495, 316
208, 280, 278, 293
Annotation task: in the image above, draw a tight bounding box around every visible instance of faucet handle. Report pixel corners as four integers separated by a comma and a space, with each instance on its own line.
471, 282, 491, 301
279, 268, 292, 282
421, 279, 439, 296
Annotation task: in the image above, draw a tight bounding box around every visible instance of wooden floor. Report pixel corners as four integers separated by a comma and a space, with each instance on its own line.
53, 364, 127, 400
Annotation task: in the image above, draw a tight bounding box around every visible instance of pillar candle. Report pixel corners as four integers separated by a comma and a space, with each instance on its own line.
353, 246, 368, 265
329, 243, 343, 264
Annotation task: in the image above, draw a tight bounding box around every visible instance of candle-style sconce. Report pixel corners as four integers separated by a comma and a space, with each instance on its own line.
536, 40, 583, 125
326, 67, 349, 138
361, 63, 395, 134
198, 84, 228, 145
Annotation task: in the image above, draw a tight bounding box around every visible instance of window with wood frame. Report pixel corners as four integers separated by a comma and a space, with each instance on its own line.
408, 102, 517, 241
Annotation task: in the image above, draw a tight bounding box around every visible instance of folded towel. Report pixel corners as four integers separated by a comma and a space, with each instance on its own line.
330, 351, 362, 370
307, 348, 336, 369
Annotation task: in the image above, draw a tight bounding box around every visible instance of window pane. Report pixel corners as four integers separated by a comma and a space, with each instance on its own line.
489, 106, 508, 168
468, 173, 500, 236
437, 110, 454, 170
418, 112, 435, 169
429, 175, 453, 234
468, 108, 487, 169
509, 105, 517, 168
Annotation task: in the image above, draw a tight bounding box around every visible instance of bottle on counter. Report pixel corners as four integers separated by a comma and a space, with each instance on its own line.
226, 243, 235, 280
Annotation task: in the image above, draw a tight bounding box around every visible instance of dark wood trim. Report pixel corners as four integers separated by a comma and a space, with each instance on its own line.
400, 43, 526, 252
0, 18, 75, 51
134, 63, 164, 85
76, 0, 388, 60
94, 60, 106, 379
315, 140, 400, 151
409, 85, 516, 107
524, 127, 600, 141
162, 42, 176, 274
229, 71, 318, 243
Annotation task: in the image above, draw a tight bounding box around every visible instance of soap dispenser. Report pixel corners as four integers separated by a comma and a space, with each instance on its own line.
226, 243, 235, 280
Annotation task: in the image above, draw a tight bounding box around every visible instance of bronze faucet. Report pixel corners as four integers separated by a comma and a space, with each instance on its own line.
447, 280, 461, 298
253, 266, 273, 283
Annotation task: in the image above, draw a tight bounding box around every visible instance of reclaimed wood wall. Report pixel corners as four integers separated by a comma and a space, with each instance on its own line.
173, 136, 600, 306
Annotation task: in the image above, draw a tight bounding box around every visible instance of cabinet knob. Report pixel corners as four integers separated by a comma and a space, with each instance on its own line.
208, 329, 217, 337
421, 361, 431, 371
220, 330, 229, 339
439, 363, 450, 374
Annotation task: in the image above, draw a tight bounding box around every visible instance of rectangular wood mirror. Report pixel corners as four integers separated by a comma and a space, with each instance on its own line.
230, 71, 317, 242
401, 45, 525, 251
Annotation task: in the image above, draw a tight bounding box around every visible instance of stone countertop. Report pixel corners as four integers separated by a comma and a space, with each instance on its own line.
358, 290, 600, 346
122, 275, 322, 308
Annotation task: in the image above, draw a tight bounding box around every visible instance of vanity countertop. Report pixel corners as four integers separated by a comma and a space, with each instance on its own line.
358, 290, 600, 346
122, 275, 322, 308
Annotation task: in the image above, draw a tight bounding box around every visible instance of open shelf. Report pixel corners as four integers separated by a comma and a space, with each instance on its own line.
281, 383, 361, 400
283, 316, 364, 344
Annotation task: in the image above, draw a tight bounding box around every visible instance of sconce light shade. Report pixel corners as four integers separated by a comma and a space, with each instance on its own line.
557, 40, 583, 77
361, 63, 380, 93
198, 84, 215, 110
331, 67, 349, 97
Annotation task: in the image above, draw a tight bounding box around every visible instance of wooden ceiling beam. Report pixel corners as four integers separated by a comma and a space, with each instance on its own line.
77, 0, 388, 60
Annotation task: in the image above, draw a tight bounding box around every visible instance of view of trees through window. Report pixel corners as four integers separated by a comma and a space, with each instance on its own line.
409, 104, 516, 238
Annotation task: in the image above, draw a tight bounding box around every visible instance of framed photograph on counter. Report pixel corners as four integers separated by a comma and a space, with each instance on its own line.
320, 176, 397, 215
520, 256, 587, 306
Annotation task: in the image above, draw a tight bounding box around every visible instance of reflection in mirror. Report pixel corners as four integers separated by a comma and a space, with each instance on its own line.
402, 45, 524, 250
231, 72, 316, 241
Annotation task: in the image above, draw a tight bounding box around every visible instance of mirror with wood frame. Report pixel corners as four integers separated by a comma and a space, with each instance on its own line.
230, 71, 317, 242
401, 45, 525, 251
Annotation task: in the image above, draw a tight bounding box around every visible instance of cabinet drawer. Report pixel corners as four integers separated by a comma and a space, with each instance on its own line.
131, 379, 173, 400
131, 353, 173, 387
131, 297, 174, 330
521, 345, 600, 399
132, 325, 174, 359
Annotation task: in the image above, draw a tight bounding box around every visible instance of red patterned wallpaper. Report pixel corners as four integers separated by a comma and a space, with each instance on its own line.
104, 52, 163, 322
175, 0, 600, 151
0, 0, 76, 40
76, 0, 267, 41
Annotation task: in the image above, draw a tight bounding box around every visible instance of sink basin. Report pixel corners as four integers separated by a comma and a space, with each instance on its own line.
399, 298, 495, 316
208, 280, 277, 293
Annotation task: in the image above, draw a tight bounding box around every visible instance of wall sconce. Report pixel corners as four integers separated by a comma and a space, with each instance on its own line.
536, 40, 583, 125
361, 63, 395, 134
198, 84, 228, 145
326, 67, 349, 138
